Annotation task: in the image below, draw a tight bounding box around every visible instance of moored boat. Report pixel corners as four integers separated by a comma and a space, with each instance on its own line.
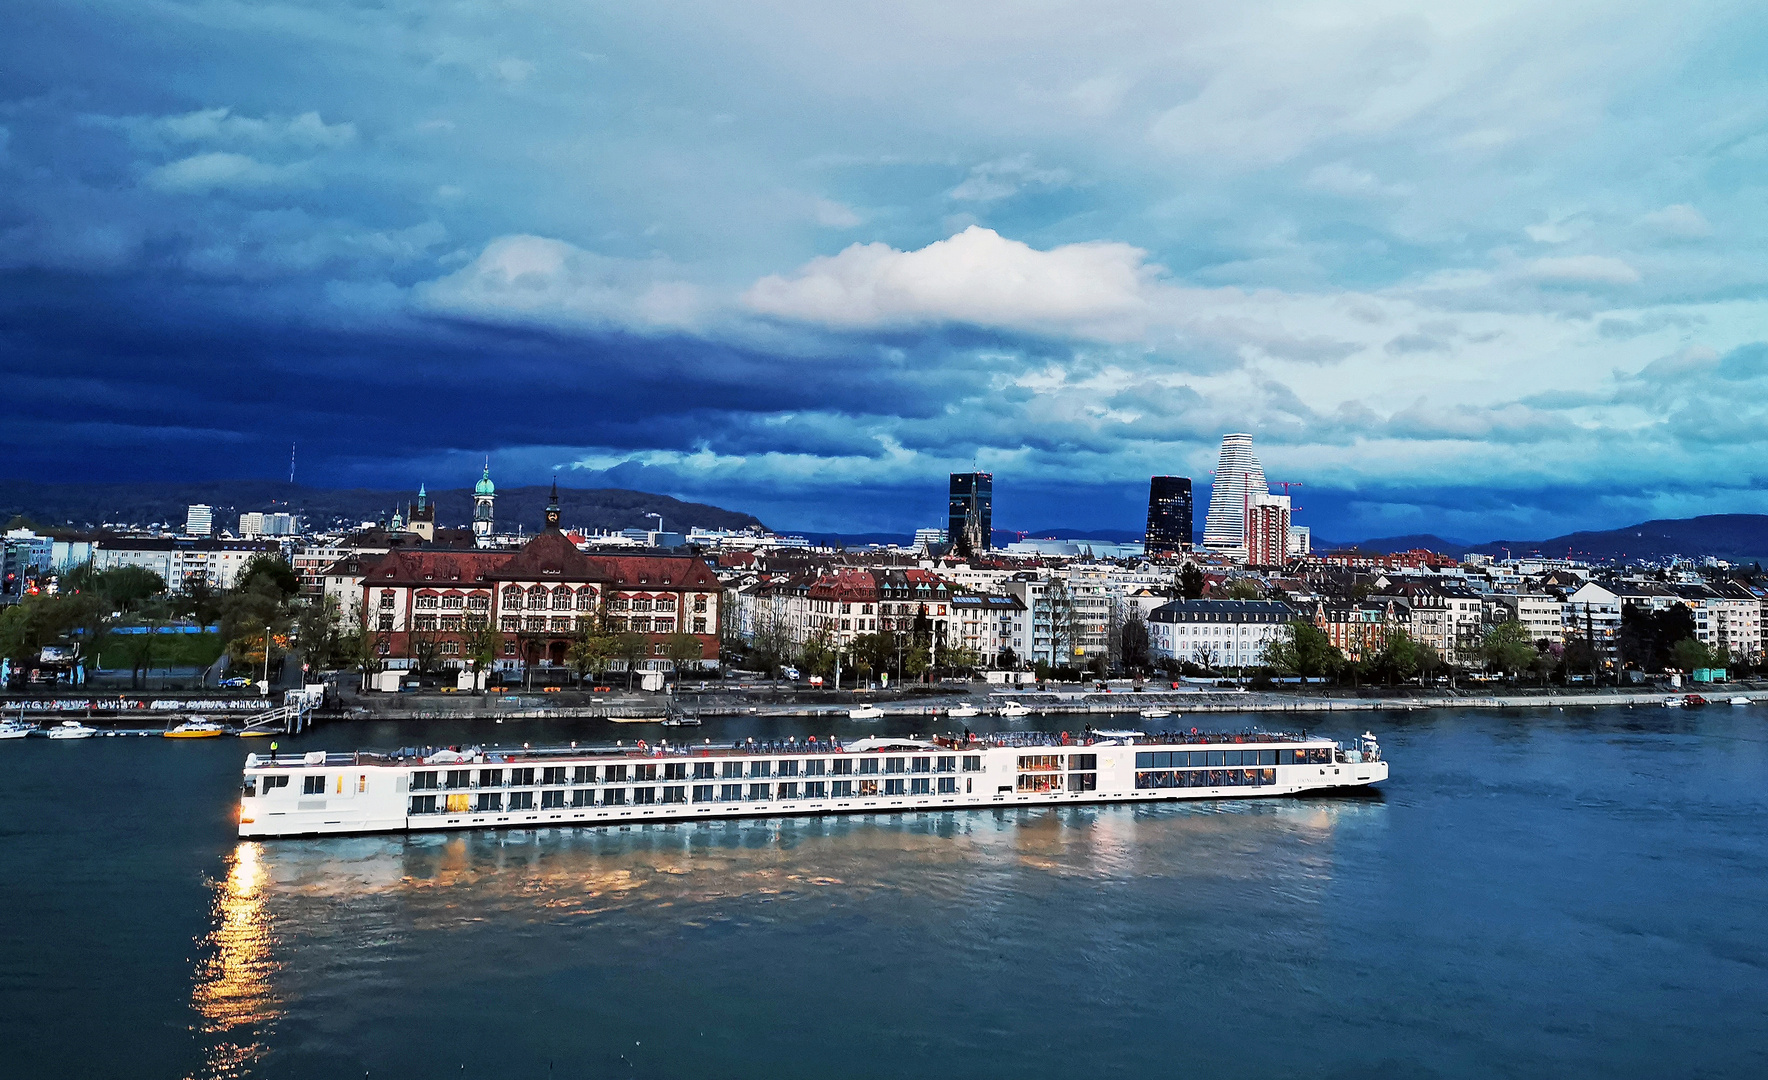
238, 728, 1390, 839
1730, 696, 1751, 706
1139, 707, 1172, 719
47, 720, 97, 740
0, 719, 34, 740
948, 703, 980, 718
997, 701, 1031, 717
166, 719, 228, 739
848, 704, 884, 720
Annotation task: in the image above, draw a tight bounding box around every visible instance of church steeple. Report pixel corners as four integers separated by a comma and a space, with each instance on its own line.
544, 476, 562, 531
416, 483, 426, 512
472, 458, 496, 545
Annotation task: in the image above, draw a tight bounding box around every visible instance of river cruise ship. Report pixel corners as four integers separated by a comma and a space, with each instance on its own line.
238, 729, 1386, 839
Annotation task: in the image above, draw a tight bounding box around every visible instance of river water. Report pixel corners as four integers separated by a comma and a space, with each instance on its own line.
1, 706, 1765, 1079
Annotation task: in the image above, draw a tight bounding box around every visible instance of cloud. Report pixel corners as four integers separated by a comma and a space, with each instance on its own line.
413, 234, 707, 333
142, 152, 309, 193
1522, 254, 1641, 285
948, 155, 1072, 202
742, 226, 1161, 337
153, 108, 356, 150
1304, 163, 1408, 198
1638, 203, 1710, 240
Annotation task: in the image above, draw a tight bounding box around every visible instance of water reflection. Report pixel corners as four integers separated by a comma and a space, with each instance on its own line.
188, 842, 279, 1080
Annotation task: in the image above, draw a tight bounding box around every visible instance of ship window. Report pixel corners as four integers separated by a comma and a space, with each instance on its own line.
777, 782, 799, 799
241, 778, 257, 798
831, 759, 854, 776
831, 780, 854, 797
1016, 755, 1062, 772
911, 757, 931, 773
662, 786, 686, 804
936, 756, 956, 773
478, 769, 503, 787
602, 788, 627, 806
720, 784, 743, 801
574, 766, 595, 784
1068, 773, 1097, 792
962, 756, 982, 772
543, 767, 567, 785
883, 778, 906, 795
508, 791, 534, 810
474, 793, 502, 812
804, 759, 826, 776
937, 777, 957, 794
302, 775, 326, 795
777, 760, 799, 777
858, 758, 880, 775
748, 783, 771, 801
693, 784, 715, 803
262, 775, 289, 790
1069, 754, 1097, 770
1016, 774, 1063, 793
633, 787, 657, 805
445, 770, 470, 789
510, 767, 535, 786
909, 778, 931, 795
722, 761, 743, 779
358, 775, 368, 793
634, 764, 657, 782
409, 795, 439, 815
884, 757, 905, 774
605, 765, 628, 783
571, 790, 593, 807
749, 761, 771, 778
410, 771, 439, 790
541, 790, 565, 809
664, 762, 687, 781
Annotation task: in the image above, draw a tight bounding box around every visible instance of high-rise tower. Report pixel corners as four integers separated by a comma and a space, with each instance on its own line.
948, 472, 993, 557
1202, 433, 1267, 557
472, 459, 496, 543
1143, 476, 1193, 556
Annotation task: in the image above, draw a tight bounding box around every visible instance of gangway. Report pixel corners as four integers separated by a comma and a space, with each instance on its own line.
239, 698, 315, 736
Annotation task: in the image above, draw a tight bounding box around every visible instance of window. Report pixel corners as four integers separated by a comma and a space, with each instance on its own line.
831, 780, 854, 797
379, 592, 395, 609
662, 786, 686, 804
693, 618, 707, 633
552, 587, 572, 610
858, 758, 880, 775
962, 756, 982, 772
478, 768, 503, 787
748, 783, 771, 801
631, 598, 653, 612
937, 777, 957, 794
468, 595, 490, 612
884, 778, 906, 795
804, 759, 826, 777
1069, 754, 1097, 771
777, 782, 799, 799
777, 760, 799, 777
415, 595, 439, 610
693, 785, 715, 803
633, 787, 657, 805
720, 784, 743, 801
241, 778, 257, 798
1017, 755, 1063, 772
510, 767, 535, 786
831, 759, 853, 776
656, 596, 676, 611
693, 762, 715, 780
508, 791, 534, 811
409, 795, 439, 814
602, 788, 626, 805
804, 781, 827, 799
884, 757, 906, 774
378, 614, 394, 632
936, 756, 956, 773
502, 587, 523, 609
542, 767, 566, 785
749, 761, 771, 778
525, 616, 546, 632
634, 764, 657, 782
722, 761, 743, 779
909, 777, 931, 795
911, 757, 931, 773
571, 789, 593, 807
605, 764, 628, 783
413, 614, 438, 631
441, 596, 462, 610
474, 793, 502, 812
664, 762, 687, 781
409, 771, 438, 790
1068, 773, 1097, 792
1016, 774, 1063, 793
303, 775, 326, 795
263, 774, 289, 791
577, 590, 596, 610
541, 790, 565, 809
858, 779, 879, 796
500, 616, 520, 632
693, 595, 707, 612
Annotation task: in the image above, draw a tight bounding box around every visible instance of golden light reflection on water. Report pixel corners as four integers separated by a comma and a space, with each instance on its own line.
187, 842, 280, 1080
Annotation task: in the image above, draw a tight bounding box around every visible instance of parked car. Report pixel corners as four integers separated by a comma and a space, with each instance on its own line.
218, 676, 252, 688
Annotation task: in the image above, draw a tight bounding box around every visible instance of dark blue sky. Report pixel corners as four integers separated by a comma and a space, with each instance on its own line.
4, 1, 1767, 539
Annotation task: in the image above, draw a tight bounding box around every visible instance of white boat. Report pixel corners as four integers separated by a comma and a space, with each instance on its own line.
165, 719, 228, 739
1662, 696, 1684, 708
848, 704, 884, 720
608, 715, 667, 724
997, 701, 1032, 717
237, 729, 1390, 839
948, 704, 980, 718
1139, 707, 1173, 719
661, 716, 702, 727
1730, 696, 1751, 706
0, 719, 34, 740
47, 720, 97, 740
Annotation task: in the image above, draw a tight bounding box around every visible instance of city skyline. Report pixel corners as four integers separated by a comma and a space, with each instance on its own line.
4, 3, 1768, 540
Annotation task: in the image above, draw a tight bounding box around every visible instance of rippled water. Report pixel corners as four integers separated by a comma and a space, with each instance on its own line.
2, 707, 1766, 1078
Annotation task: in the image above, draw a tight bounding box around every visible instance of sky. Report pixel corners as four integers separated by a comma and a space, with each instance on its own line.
4, 1, 1768, 541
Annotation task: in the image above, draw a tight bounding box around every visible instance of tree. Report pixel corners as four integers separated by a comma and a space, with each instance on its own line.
850, 631, 896, 682
1180, 563, 1205, 600
236, 554, 300, 599
1374, 630, 1422, 685
661, 632, 705, 680
1224, 579, 1264, 600
1479, 620, 1539, 681
615, 631, 649, 688
936, 642, 982, 677
295, 595, 341, 673
1044, 580, 1076, 665
566, 623, 613, 686
1117, 609, 1152, 672
799, 628, 836, 679
1670, 637, 1712, 673
1265, 619, 1343, 679
464, 623, 504, 692
997, 645, 1019, 670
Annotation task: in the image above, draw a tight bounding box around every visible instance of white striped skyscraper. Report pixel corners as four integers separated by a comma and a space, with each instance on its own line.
1202, 433, 1267, 555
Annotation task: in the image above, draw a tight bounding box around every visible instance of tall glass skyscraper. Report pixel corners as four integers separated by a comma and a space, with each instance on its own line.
1202, 433, 1267, 555
1143, 476, 1193, 555
948, 472, 993, 556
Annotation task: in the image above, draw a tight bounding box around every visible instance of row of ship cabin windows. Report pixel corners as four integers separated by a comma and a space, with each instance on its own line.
1136, 749, 1330, 767
407, 756, 984, 790
409, 777, 973, 814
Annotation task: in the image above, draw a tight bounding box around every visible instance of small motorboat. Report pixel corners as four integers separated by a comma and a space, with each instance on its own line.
47, 720, 97, 740
661, 716, 702, 727
848, 704, 884, 720
609, 715, 667, 724
1730, 696, 1751, 706
997, 701, 1032, 718
0, 719, 34, 740
165, 719, 228, 739
948, 703, 980, 718
1662, 696, 1684, 708
1139, 707, 1173, 719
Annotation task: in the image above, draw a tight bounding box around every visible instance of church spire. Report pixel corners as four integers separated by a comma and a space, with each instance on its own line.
544, 476, 562, 531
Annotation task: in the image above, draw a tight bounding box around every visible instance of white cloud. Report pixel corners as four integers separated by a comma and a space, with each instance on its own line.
1639, 203, 1711, 240
143, 152, 309, 193
742, 226, 1161, 337
1304, 162, 1408, 198
1523, 254, 1640, 285
948, 155, 1072, 202
810, 198, 862, 227
413, 234, 706, 333
155, 108, 356, 150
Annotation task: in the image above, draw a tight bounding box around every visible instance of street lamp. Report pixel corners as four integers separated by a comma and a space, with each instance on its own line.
262, 624, 272, 695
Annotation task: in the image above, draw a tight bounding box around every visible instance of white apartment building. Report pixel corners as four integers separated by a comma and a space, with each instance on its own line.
95, 537, 275, 591
1148, 600, 1295, 669
1491, 593, 1564, 645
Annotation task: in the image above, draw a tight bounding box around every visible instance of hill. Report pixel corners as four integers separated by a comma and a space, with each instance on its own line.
1465, 515, 1768, 563
0, 480, 764, 535
1318, 534, 1474, 556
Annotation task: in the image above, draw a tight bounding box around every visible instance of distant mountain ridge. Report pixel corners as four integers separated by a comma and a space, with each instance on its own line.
1464, 515, 1768, 562
0, 480, 764, 535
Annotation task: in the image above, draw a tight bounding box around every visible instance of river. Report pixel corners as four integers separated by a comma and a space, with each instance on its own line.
1, 705, 1764, 1078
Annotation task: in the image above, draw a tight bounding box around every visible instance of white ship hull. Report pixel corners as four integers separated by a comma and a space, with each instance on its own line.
240, 732, 1387, 839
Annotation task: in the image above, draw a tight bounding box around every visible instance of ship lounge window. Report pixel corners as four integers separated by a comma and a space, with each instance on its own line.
804, 759, 826, 777
657, 762, 683, 781
831, 759, 854, 776
479, 769, 503, 788
938, 777, 957, 794
749, 761, 771, 778
508, 791, 535, 811
541, 790, 565, 809
633, 787, 657, 805
936, 756, 956, 773
884, 779, 906, 795
543, 767, 566, 785
693, 784, 715, 803
831, 780, 854, 797
911, 757, 931, 773
410, 771, 439, 790
858, 779, 879, 796
241, 778, 257, 798
474, 793, 502, 812
510, 768, 535, 786
962, 756, 982, 772
804, 781, 827, 799
605, 765, 629, 783
778, 782, 799, 799
1017, 774, 1063, 793
445, 770, 470, 789
571, 790, 593, 808
748, 783, 771, 801
858, 758, 880, 775
720, 784, 743, 801
909, 778, 931, 795
603, 789, 626, 806
1017, 755, 1062, 773
1134, 769, 1275, 789
1069, 754, 1097, 771
262, 775, 289, 791
634, 764, 658, 782
1069, 773, 1097, 792
410, 795, 439, 815
303, 775, 326, 795
693, 762, 715, 780
884, 757, 906, 774
722, 761, 743, 780
662, 786, 686, 804
573, 766, 595, 784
